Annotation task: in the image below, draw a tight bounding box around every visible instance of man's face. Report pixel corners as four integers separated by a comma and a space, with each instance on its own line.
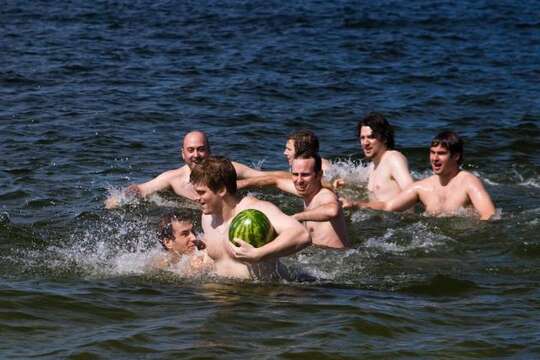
292, 158, 322, 197
164, 221, 197, 254
182, 133, 209, 168
430, 144, 459, 175
359, 126, 386, 160
193, 184, 222, 215
283, 139, 295, 166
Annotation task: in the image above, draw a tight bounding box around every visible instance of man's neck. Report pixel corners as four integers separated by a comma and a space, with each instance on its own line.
302, 184, 322, 206
437, 168, 460, 186
218, 195, 240, 223
372, 148, 388, 167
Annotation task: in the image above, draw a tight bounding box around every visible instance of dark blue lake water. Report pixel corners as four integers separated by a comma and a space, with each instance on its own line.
1, 0, 539, 358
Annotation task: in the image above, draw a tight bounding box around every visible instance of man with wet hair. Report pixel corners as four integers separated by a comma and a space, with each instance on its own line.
338, 112, 414, 205
105, 130, 269, 208
190, 156, 310, 279
238, 151, 350, 249
152, 210, 213, 272
284, 129, 331, 173
354, 131, 496, 220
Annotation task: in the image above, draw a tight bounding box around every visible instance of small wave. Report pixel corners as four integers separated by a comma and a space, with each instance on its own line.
293, 247, 368, 283
104, 186, 198, 210
519, 178, 540, 189
401, 274, 477, 296
364, 222, 454, 254
324, 159, 370, 183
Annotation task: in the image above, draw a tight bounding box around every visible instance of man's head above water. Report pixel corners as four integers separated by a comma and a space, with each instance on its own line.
181, 130, 211, 168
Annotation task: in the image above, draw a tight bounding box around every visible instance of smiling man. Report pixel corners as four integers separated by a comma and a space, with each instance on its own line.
338, 113, 414, 205
151, 211, 213, 273
105, 130, 269, 207
190, 156, 310, 279
238, 151, 350, 249
355, 131, 496, 220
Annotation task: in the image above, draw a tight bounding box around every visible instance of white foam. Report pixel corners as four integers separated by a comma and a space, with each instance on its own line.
364, 222, 454, 254
324, 159, 370, 183
520, 178, 540, 189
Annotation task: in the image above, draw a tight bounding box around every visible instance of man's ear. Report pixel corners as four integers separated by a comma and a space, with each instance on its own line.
217, 186, 227, 198
180, 148, 186, 162
164, 239, 173, 250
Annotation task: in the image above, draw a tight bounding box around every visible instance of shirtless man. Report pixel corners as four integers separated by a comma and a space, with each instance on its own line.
355, 131, 496, 220
190, 156, 311, 279
338, 112, 414, 205
238, 151, 350, 249
284, 129, 332, 173
152, 211, 213, 274
105, 130, 268, 207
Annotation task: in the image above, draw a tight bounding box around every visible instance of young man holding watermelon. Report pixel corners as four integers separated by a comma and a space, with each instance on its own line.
189, 156, 311, 280
105, 130, 271, 208
237, 151, 350, 249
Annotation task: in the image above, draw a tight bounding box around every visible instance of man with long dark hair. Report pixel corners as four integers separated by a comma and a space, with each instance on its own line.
354, 131, 496, 220
339, 112, 414, 206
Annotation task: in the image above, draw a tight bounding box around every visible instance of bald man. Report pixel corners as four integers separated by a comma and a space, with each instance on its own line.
105, 130, 268, 208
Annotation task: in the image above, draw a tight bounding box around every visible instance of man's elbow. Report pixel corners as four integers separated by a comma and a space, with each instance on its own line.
296, 227, 311, 249
237, 180, 248, 190
127, 184, 143, 197
327, 205, 339, 218
480, 209, 496, 221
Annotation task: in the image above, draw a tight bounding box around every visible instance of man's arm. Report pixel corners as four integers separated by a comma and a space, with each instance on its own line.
227, 201, 311, 263
293, 191, 340, 222
388, 151, 414, 190
105, 168, 188, 208
232, 162, 266, 179
237, 172, 297, 195
466, 174, 496, 220
233, 162, 291, 179
133, 169, 179, 197
341, 183, 420, 212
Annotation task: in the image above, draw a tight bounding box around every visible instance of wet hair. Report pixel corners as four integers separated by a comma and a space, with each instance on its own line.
294, 150, 322, 174
189, 156, 237, 195
431, 131, 464, 165
357, 112, 395, 150
288, 129, 320, 154
157, 210, 192, 251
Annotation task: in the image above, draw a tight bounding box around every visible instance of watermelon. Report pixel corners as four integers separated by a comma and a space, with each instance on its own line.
229, 209, 275, 248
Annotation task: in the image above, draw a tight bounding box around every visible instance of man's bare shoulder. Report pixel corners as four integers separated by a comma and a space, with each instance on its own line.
383, 150, 408, 165
158, 165, 190, 179
456, 170, 485, 186
411, 175, 436, 189
239, 195, 271, 209
313, 187, 338, 203
238, 196, 284, 217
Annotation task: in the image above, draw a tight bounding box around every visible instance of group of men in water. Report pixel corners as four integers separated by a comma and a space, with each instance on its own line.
105, 112, 496, 280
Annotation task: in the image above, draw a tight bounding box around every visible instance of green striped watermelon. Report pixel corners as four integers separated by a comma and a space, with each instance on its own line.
229, 209, 275, 248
